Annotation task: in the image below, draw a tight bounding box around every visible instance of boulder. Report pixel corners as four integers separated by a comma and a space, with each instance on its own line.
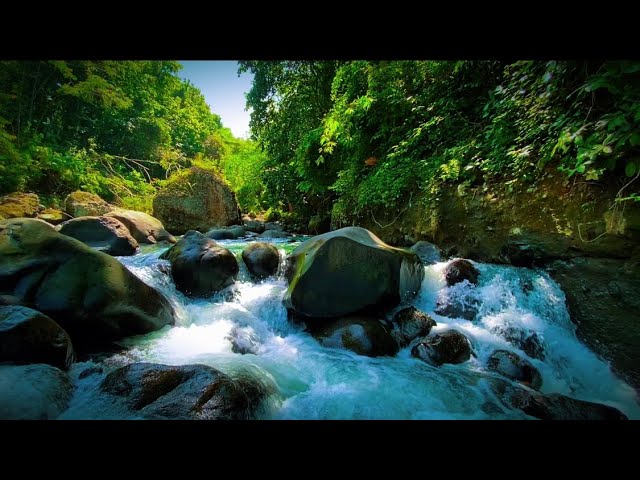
0, 364, 73, 420
502, 385, 628, 420
444, 259, 480, 286
206, 225, 246, 240
160, 230, 238, 297
104, 209, 176, 244
411, 330, 472, 366
284, 227, 424, 318
100, 362, 268, 419
57, 216, 138, 256
242, 242, 280, 280
0, 192, 40, 218
36, 208, 71, 226
259, 229, 289, 239
0, 218, 175, 345
487, 349, 542, 390
153, 166, 241, 234
391, 307, 437, 348
0, 305, 75, 369
244, 220, 265, 234
410, 241, 441, 265
309, 315, 399, 357
64, 191, 113, 217
264, 222, 284, 232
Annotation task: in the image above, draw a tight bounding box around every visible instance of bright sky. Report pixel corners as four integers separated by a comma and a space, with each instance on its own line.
179, 61, 253, 138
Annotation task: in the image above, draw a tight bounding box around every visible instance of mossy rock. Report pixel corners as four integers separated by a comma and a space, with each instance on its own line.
0, 192, 40, 219
152, 166, 241, 235
0, 218, 175, 346
284, 226, 424, 318
64, 191, 113, 218
36, 208, 71, 226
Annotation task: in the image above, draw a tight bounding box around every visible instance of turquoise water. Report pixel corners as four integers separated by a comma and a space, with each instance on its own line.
59, 239, 640, 420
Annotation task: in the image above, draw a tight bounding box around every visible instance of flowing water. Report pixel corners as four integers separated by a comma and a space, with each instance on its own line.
60, 239, 640, 420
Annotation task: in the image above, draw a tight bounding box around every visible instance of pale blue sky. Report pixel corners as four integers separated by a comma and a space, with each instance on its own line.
179, 61, 253, 138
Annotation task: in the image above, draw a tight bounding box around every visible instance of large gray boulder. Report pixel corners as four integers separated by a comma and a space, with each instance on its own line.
64, 191, 113, 217
0, 218, 175, 344
104, 209, 176, 244
153, 166, 241, 235
57, 216, 138, 256
409, 241, 441, 265
160, 230, 238, 297
283, 227, 424, 318
0, 305, 75, 369
0, 192, 40, 219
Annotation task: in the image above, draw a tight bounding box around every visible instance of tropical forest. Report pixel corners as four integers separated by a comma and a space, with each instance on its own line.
0, 60, 638, 420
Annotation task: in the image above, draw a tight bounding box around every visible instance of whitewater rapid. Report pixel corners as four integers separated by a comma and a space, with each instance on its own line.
59, 240, 640, 420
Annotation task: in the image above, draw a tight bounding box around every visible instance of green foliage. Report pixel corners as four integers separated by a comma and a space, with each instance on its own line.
0, 60, 224, 204
243, 60, 640, 225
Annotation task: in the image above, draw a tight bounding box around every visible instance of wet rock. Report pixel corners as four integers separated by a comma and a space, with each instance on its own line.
57, 216, 138, 256
284, 226, 424, 318
64, 191, 113, 217
160, 230, 238, 297
242, 242, 280, 280
0, 192, 40, 219
206, 228, 236, 240
503, 386, 628, 420
259, 229, 289, 239
444, 259, 480, 286
487, 349, 542, 390
79, 365, 104, 379
309, 315, 399, 357
391, 307, 437, 348
0, 305, 75, 369
36, 208, 71, 226
104, 209, 176, 244
244, 220, 265, 234
548, 257, 640, 390
434, 295, 480, 321
100, 362, 267, 419
410, 241, 441, 265
0, 363, 73, 419
206, 225, 246, 240
264, 222, 284, 232
153, 166, 241, 234
226, 326, 261, 355
496, 326, 546, 360
411, 330, 473, 366
0, 218, 175, 345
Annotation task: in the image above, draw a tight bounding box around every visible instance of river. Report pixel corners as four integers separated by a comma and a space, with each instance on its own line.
59, 238, 640, 419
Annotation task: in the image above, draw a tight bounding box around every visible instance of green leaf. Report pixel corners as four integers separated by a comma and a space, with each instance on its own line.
625, 162, 637, 177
